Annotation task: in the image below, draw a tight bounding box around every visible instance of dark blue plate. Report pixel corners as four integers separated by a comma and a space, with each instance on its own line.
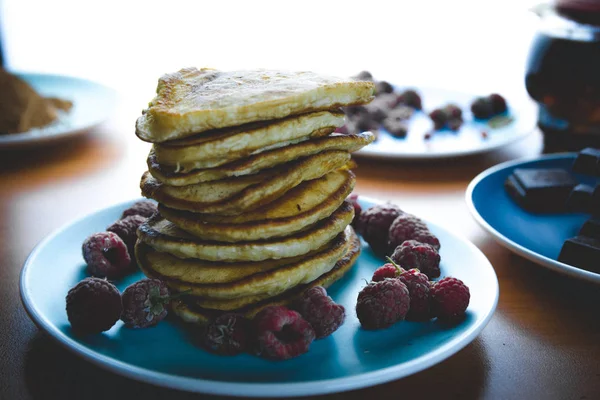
466, 154, 600, 284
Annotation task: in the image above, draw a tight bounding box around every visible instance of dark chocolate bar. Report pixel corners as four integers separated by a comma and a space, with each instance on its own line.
558, 236, 600, 274
566, 184, 593, 213
572, 147, 600, 176
504, 168, 578, 213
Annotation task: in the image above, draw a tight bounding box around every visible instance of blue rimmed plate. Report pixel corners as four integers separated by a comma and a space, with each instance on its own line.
0, 72, 116, 148
466, 154, 600, 284
20, 198, 498, 397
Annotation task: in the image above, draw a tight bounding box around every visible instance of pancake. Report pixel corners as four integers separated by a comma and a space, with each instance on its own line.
136, 227, 350, 301
137, 201, 354, 262
148, 132, 375, 186
136, 67, 375, 143
170, 229, 361, 324
153, 110, 344, 171
140, 150, 352, 215
158, 169, 354, 242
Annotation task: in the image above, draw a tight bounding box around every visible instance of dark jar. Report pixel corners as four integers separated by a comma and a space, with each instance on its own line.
525, 1, 600, 152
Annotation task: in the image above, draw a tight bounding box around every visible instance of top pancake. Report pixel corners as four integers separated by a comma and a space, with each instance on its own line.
136, 68, 375, 143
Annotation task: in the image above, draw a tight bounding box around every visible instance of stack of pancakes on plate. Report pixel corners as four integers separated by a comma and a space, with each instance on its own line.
133, 67, 375, 324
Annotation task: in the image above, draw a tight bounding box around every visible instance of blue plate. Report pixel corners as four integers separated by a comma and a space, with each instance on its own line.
466, 154, 600, 284
0, 72, 116, 148
355, 86, 536, 160
20, 198, 498, 397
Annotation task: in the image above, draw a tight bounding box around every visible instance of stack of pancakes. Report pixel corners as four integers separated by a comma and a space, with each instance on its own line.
133, 68, 375, 324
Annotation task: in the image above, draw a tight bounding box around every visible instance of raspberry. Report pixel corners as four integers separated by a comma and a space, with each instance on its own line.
356, 279, 410, 330
397, 89, 422, 110
347, 193, 362, 230
374, 80, 394, 96
291, 286, 345, 339
334, 124, 349, 135
253, 306, 315, 360
471, 97, 494, 119
372, 261, 405, 282
430, 277, 470, 322
66, 277, 122, 335
82, 232, 131, 278
388, 214, 440, 253
107, 215, 146, 259
352, 71, 373, 81
489, 93, 507, 114
429, 108, 447, 130
357, 203, 404, 256
398, 269, 431, 321
204, 313, 249, 355
121, 200, 157, 219
121, 279, 170, 328
391, 240, 441, 278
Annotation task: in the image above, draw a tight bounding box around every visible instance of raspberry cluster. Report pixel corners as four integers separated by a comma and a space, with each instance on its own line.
82, 200, 157, 279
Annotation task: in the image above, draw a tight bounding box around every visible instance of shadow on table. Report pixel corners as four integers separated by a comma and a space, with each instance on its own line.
25, 331, 489, 400
0, 128, 122, 181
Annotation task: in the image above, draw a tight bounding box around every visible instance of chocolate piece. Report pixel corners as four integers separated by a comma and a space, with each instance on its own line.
566, 184, 593, 213
579, 217, 600, 240
504, 168, 578, 213
558, 236, 600, 274
572, 147, 600, 176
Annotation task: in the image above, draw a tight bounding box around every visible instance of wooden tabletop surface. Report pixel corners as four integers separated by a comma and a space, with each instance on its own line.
1, 98, 598, 400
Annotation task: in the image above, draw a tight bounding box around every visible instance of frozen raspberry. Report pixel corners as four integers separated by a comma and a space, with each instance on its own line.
356, 279, 410, 330
388, 214, 440, 253
429, 108, 447, 130
471, 97, 494, 119
121, 200, 157, 219
121, 279, 170, 328
430, 277, 470, 322
357, 203, 404, 256
66, 277, 122, 335
375, 80, 394, 95
352, 70, 373, 81
397, 89, 422, 110
372, 260, 405, 282
447, 117, 463, 131
253, 306, 315, 360
347, 193, 362, 230
82, 232, 131, 278
391, 240, 441, 278
489, 93, 507, 114
398, 269, 431, 321
204, 313, 249, 355
107, 214, 145, 259
292, 286, 345, 339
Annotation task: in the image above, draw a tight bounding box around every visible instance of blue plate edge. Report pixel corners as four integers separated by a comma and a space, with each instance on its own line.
465, 153, 600, 284
19, 197, 499, 397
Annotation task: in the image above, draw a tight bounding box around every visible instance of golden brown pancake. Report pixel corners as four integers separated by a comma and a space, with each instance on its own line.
140, 150, 352, 215
148, 132, 375, 186
170, 229, 361, 324
158, 169, 354, 242
136, 227, 351, 301
136, 201, 354, 262
136, 67, 374, 143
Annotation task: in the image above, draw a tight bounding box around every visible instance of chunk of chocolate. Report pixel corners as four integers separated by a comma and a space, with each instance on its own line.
566, 184, 593, 213
504, 168, 578, 213
558, 236, 600, 273
572, 147, 600, 176
579, 217, 600, 240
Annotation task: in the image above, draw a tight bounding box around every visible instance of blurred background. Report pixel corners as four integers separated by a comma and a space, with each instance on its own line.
0, 0, 541, 103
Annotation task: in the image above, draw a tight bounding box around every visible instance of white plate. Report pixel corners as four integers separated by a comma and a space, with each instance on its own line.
0, 72, 116, 148
355, 86, 537, 160
20, 198, 498, 396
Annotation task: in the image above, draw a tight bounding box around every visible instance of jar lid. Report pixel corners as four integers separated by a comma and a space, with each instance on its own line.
556, 0, 600, 25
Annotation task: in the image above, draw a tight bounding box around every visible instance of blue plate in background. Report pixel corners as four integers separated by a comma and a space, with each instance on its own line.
466, 154, 600, 284
20, 198, 498, 397
0, 72, 116, 148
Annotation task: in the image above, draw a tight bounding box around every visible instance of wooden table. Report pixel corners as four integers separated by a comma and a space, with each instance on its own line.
1, 98, 598, 400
